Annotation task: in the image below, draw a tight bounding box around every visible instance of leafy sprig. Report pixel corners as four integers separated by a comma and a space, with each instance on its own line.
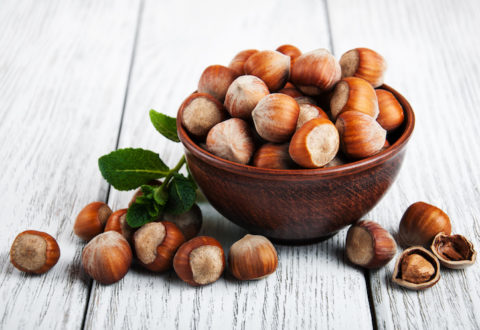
98, 110, 197, 228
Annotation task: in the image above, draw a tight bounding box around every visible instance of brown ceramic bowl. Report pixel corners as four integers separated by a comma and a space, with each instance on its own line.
177, 85, 415, 244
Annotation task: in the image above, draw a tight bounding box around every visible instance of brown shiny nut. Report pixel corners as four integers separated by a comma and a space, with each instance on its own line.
133, 221, 185, 272
335, 111, 386, 159
82, 231, 132, 284
180, 93, 227, 139
198, 65, 238, 101
278, 86, 304, 98
10, 230, 60, 274
375, 89, 404, 131
290, 48, 341, 96
289, 117, 339, 168
173, 236, 225, 286
253, 143, 294, 169
224, 75, 269, 119
296, 103, 329, 130
244, 50, 290, 91
340, 48, 387, 88
74, 202, 112, 241
163, 204, 203, 241
276, 44, 302, 64
206, 118, 255, 164
330, 77, 379, 120
399, 202, 452, 247
392, 246, 440, 290
228, 49, 258, 75
228, 234, 278, 280
252, 94, 300, 143
104, 209, 133, 242
345, 220, 397, 269
431, 233, 476, 269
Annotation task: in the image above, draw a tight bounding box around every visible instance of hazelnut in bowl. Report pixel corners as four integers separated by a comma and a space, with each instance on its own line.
177, 85, 414, 245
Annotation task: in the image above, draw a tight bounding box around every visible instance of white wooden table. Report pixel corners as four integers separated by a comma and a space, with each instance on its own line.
1, 0, 479, 329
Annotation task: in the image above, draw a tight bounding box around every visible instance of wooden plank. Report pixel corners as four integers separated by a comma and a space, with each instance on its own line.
327, 0, 480, 328
0, 0, 140, 328
84, 0, 374, 329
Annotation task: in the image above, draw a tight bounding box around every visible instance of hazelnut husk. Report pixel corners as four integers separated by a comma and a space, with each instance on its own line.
399, 202, 452, 247
392, 246, 440, 290
431, 233, 476, 269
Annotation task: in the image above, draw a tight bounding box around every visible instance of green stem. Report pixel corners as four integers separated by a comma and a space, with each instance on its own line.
159, 155, 186, 191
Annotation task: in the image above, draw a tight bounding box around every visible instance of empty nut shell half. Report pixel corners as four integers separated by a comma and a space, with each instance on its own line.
392, 246, 440, 290
431, 233, 476, 269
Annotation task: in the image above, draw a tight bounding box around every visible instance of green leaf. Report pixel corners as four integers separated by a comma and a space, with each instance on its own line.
186, 164, 198, 190
126, 203, 153, 228
153, 187, 169, 206
165, 174, 196, 215
98, 148, 169, 190
149, 110, 180, 142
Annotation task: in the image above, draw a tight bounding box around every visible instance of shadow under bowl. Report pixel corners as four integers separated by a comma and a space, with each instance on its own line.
177, 84, 415, 245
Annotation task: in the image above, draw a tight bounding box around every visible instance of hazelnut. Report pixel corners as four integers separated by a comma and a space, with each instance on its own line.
375, 89, 404, 131
431, 233, 476, 269
330, 77, 379, 120
206, 118, 255, 164
278, 85, 304, 98
228, 49, 258, 75
128, 180, 162, 207
294, 96, 318, 106
252, 94, 299, 143
339, 48, 387, 88
228, 234, 278, 280
399, 202, 452, 247
224, 75, 269, 119
252, 143, 293, 169
133, 221, 185, 272
180, 93, 226, 139
173, 236, 225, 286
74, 202, 112, 241
10, 230, 60, 274
296, 103, 329, 130
392, 246, 440, 290
335, 111, 386, 159
163, 204, 203, 240
275, 44, 302, 64
104, 209, 133, 242
345, 220, 397, 269
290, 48, 341, 95
197, 65, 238, 101
81, 231, 132, 284
289, 117, 339, 168
244, 50, 290, 91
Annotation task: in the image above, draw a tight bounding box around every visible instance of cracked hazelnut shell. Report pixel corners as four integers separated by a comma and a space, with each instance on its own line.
392, 246, 440, 290
399, 202, 452, 247
431, 233, 476, 269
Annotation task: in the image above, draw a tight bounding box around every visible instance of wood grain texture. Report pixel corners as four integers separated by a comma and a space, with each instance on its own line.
328, 0, 480, 328
0, 0, 140, 328
83, 0, 373, 329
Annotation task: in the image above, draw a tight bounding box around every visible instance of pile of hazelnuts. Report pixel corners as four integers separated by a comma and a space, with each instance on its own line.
10, 191, 279, 286
345, 202, 476, 290
180, 45, 404, 168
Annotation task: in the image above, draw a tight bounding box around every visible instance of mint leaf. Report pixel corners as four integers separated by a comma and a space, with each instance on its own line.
126, 203, 153, 228
165, 174, 196, 215
153, 187, 169, 206
149, 110, 180, 142
98, 148, 169, 190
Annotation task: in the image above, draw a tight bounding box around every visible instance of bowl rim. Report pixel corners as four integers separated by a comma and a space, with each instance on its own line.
177, 84, 415, 179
